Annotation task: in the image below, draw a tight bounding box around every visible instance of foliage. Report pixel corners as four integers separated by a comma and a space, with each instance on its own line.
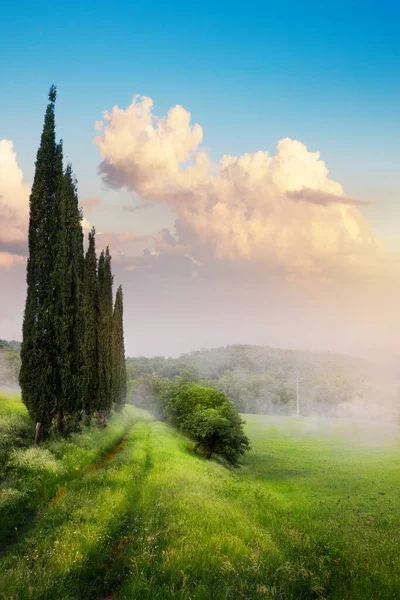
82, 228, 99, 423
97, 248, 114, 422
59, 165, 85, 425
129, 375, 175, 420
19, 86, 61, 429
18, 88, 127, 434
0, 343, 21, 386
134, 380, 250, 466
183, 402, 251, 464
112, 285, 127, 410
164, 383, 227, 428
126, 355, 199, 382
126, 344, 400, 418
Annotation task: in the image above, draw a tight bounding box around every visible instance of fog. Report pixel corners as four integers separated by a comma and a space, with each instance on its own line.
251, 414, 400, 449
112, 265, 400, 368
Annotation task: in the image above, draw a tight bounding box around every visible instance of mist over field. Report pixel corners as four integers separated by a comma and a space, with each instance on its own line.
126, 344, 400, 427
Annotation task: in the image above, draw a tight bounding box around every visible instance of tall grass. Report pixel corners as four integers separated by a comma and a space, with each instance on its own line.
1, 402, 399, 599
0, 395, 133, 553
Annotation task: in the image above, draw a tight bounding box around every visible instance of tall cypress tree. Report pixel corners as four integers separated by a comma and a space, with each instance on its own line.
20, 86, 61, 430
97, 247, 114, 423
83, 228, 99, 424
60, 165, 85, 428
112, 285, 127, 411
50, 141, 67, 432
21, 85, 121, 434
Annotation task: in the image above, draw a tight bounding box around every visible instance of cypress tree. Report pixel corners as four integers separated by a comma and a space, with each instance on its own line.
50, 141, 67, 433
83, 228, 99, 425
60, 165, 85, 429
97, 247, 114, 424
20, 86, 62, 431
112, 285, 127, 411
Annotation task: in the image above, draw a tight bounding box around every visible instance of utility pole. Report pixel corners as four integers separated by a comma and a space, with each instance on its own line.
296, 372, 300, 419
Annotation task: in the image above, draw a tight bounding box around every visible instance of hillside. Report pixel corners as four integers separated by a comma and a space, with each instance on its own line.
127, 345, 400, 419
3, 339, 398, 418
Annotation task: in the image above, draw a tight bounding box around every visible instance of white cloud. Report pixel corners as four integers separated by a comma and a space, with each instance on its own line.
95, 96, 389, 282
0, 140, 30, 268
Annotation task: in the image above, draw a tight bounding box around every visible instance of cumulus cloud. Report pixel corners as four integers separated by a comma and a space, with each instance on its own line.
0, 140, 30, 268
0, 141, 93, 268
96, 95, 207, 196
95, 96, 387, 283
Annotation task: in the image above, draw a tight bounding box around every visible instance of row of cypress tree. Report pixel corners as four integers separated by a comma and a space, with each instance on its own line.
20, 87, 127, 435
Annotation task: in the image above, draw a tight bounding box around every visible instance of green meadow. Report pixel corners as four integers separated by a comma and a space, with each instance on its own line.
0, 394, 399, 599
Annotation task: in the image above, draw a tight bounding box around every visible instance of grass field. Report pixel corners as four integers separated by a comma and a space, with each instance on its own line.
0, 395, 399, 599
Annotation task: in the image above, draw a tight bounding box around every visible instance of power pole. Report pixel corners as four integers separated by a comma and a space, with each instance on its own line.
296, 372, 300, 419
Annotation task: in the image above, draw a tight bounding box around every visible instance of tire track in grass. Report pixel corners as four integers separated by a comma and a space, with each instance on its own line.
100, 431, 155, 600
89, 426, 133, 472
0, 415, 134, 558
40, 423, 154, 600
0, 420, 153, 600
51, 418, 135, 507
75, 425, 155, 600
53, 422, 153, 600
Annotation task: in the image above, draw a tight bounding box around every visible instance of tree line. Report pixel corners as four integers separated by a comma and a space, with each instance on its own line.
19, 87, 127, 436
0, 340, 21, 387
126, 345, 393, 417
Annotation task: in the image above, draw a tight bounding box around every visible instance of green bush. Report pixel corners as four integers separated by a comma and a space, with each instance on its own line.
164, 383, 226, 426
165, 383, 250, 466
182, 403, 250, 465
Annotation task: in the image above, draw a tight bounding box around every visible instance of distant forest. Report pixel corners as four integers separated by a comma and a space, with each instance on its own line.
126, 345, 400, 418
0, 340, 21, 387
2, 341, 399, 418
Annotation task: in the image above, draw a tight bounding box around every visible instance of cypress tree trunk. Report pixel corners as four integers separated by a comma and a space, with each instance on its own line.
20, 86, 61, 432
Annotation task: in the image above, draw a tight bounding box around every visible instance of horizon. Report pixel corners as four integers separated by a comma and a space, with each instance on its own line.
0, 334, 392, 370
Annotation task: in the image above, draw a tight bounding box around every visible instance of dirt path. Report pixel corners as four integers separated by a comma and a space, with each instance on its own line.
51, 419, 135, 508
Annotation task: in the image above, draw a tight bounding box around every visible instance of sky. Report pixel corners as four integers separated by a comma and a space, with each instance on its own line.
1, 0, 400, 360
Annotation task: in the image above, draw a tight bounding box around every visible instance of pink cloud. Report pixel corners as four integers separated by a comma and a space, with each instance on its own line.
95, 96, 388, 284
0, 140, 30, 268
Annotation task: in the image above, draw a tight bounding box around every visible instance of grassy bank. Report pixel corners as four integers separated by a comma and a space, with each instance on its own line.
0, 394, 134, 553
0, 397, 399, 599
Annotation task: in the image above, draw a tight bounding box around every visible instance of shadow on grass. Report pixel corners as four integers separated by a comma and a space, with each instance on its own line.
31, 429, 154, 600
0, 423, 134, 557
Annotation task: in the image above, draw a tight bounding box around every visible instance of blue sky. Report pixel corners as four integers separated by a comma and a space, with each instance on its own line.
2, 0, 399, 205
1, 0, 400, 356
